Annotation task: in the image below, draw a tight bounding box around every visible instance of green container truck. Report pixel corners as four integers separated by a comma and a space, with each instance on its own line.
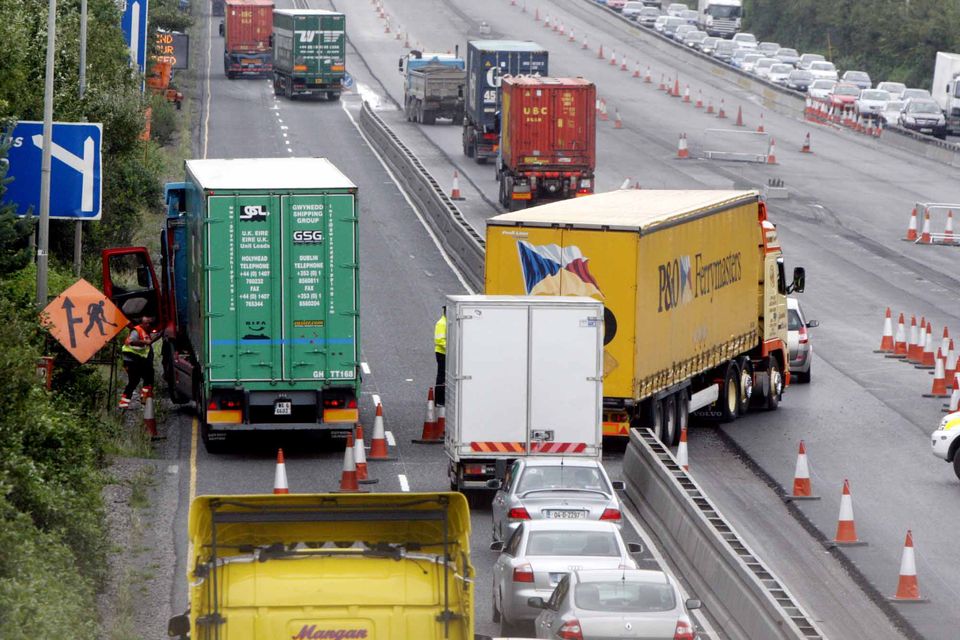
272, 9, 346, 100
101, 158, 360, 451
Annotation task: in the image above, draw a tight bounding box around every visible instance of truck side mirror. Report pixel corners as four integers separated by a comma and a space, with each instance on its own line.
527, 596, 547, 609
791, 267, 805, 294
398, 57, 404, 73
219, 21, 224, 37
167, 613, 190, 638
269, 34, 274, 48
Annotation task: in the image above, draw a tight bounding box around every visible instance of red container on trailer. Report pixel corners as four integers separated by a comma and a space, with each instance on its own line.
224, 0, 273, 54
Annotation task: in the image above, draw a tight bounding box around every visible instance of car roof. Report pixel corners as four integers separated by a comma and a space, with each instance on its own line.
522, 520, 623, 533
520, 456, 601, 468
574, 568, 672, 584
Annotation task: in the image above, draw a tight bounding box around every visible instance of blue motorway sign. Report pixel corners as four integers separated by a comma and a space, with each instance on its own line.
342, 72, 355, 89
120, 0, 150, 74
3, 121, 103, 221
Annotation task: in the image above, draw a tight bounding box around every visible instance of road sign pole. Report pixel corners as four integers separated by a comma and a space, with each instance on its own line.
37, 0, 58, 308
75, 0, 87, 277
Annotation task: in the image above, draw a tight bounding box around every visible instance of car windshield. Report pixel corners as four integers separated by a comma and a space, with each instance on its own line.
716, 41, 735, 53
886, 100, 904, 112
861, 90, 890, 101
641, 7, 660, 15
733, 33, 757, 44
777, 48, 799, 57
744, 54, 763, 63
575, 581, 677, 612
902, 89, 931, 99
879, 82, 905, 93
788, 309, 802, 331
757, 59, 777, 69
802, 54, 825, 62
908, 101, 941, 114
526, 531, 621, 557
771, 65, 792, 74
518, 466, 609, 493
666, 17, 684, 26
702, 37, 719, 46
625, 2, 645, 8
845, 71, 869, 81
812, 62, 835, 71
811, 80, 835, 89
834, 84, 860, 96
791, 71, 814, 80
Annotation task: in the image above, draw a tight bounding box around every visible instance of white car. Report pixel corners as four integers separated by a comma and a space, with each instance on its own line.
808, 61, 839, 82
731, 32, 758, 51
931, 411, 960, 480
622, 1, 648, 20
753, 57, 780, 80
653, 15, 669, 32
855, 89, 891, 118
880, 99, 904, 126
757, 41, 780, 56
876, 81, 906, 99
665, 2, 688, 17
768, 63, 794, 85
808, 79, 837, 100
740, 53, 764, 73
797, 53, 825, 70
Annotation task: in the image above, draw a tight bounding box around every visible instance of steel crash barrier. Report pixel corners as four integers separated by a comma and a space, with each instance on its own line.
905, 202, 960, 245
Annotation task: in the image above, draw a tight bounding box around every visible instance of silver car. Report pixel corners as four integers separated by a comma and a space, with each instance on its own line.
490, 457, 624, 543
531, 569, 702, 640
787, 296, 817, 383
491, 521, 642, 635
876, 81, 906, 99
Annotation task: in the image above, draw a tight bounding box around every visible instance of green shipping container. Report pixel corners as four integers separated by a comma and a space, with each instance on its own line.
184, 158, 359, 402
272, 9, 345, 91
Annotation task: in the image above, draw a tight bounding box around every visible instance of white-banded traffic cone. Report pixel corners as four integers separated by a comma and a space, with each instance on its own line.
677, 133, 689, 159
273, 448, 289, 494
336, 432, 366, 492
918, 324, 936, 369
920, 210, 932, 244
831, 479, 866, 546
609, 48, 617, 66
904, 207, 919, 241
706, 97, 714, 114
614, 109, 623, 129
413, 387, 443, 443
787, 440, 819, 500
368, 403, 395, 460
890, 530, 926, 601
354, 424, 378, 484
941, 326, 951, 357
801, 132, 812, 153
695, 89, 703, 109
946, 375, 960, 413
889, 312, 908, 358
945, 339, 957, 389
944, 210, 956, 245
924, 349, 949, 398
876, 307, 894, 353
644, 65, 652, 83
143, 385, 159, 439
906, 316, 921, 363
677, 426, 688, 471
450, 170, 465, 200
757, 111, 765, 133
682, 84, 691, 103
717, 98, 727, 119
766, 138, 777, 164
436, 404, 446, 438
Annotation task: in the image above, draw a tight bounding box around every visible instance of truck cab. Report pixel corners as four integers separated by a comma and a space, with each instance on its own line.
698, 0, 742, 38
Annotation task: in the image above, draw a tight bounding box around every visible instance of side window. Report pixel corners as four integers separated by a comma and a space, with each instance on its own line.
505, 461, 521, 492
548, 575, 570, 609
504, 525, 523, 557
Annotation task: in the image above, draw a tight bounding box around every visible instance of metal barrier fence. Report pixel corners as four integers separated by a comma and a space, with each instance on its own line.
703, 129, 770, 163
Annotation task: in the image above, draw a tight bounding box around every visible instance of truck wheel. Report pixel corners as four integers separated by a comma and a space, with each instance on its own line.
285, 77, 294, 99
765, 357, 782, 410
464, 134, 475, 157
661, 395, 678, 446
329, 92, 341, 101
476, 156, 487, 165
422, 110, 437, 125
718, 361, 741, 422
415, 100, 423, 123
738, 359, 754, 416
200, 418, 228, 454
499, 177, 511, 208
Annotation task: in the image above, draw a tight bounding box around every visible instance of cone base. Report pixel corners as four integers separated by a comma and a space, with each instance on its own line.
367, 455, 397, 461
411, 438, 444, 444
826, 540, 868, 548
885, 354, 908, 359
914, 364, 935, 370
922, 393, 951, 398
783, 494, 821, 502
358, 478, 379, 485
332, 488, 370, 493
873, 349, 893, 354
887, 596, 929, 603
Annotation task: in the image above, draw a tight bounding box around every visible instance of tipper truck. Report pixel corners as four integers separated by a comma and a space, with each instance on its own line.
221, 0, 273, 79
443, 295, 604, 492
167, 493, 474, 640
484, 190, 806, 445
462, 40, 549, 163
697, 0, 743, 38
272, 9, 346, 100
101, 158, 361, 452
399, 51, 466, 125
932, 51, 960, 136
497, 77, 596, 210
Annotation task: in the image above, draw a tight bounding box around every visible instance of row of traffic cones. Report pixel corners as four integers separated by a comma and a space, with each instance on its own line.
784, 441, 926, 601
903, 206, 956, 244
804, 96, 883, 138
876, 308, 958, 399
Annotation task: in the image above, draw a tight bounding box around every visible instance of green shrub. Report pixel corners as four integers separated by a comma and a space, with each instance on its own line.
150, 94, 179, 147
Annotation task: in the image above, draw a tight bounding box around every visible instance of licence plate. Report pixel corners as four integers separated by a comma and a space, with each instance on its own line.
274, 401, 292, 416
920, 128, 933, 133
242, 59, 258, 65
546, 510, 585, 519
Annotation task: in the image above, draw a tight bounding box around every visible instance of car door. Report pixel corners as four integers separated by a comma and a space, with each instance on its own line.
536, 574, 571, 638
494, 525, 524, 612
492, 460, 521, 541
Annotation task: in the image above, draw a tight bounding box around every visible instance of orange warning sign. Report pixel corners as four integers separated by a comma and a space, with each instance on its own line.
41, 279, 128, 364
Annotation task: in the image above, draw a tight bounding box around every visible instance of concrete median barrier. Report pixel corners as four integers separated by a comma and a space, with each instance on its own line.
703, 129, 771, 163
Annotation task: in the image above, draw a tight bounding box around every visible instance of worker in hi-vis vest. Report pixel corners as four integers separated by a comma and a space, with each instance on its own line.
434, 306, 447, 406
119, 315, 161, 409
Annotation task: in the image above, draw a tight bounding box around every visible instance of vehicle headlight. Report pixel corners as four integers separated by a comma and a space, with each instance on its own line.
904, 116, 916, 124
937, 115, 946, 125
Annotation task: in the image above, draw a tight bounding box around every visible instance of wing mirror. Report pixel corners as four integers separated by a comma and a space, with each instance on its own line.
489, 541, 505, 552
611, 480, 625, 490
686, 598, 702, 610
486, 478, 503, 490
788, 266, 805, 294
627, 542, 644, 554
167, 613, 190, 638
527, 596, 547, 610
806, 320, 819, 328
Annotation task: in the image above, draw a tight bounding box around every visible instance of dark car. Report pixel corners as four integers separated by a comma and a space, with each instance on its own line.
898, 99, 947, 139
786, 69, 815, 92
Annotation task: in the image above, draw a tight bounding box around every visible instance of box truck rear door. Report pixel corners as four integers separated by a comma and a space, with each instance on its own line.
281, 193, 358, 382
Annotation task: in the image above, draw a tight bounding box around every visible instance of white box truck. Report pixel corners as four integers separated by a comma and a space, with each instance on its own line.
932, 51, 960, 136
444, 295, 604, 492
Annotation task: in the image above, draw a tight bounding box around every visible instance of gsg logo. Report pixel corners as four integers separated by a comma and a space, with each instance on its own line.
293, 230, 324, 244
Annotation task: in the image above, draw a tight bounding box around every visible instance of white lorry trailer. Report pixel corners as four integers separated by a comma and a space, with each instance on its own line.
932, 51, 960, 136
444, 295, 604, 492
697, 0, 742, 38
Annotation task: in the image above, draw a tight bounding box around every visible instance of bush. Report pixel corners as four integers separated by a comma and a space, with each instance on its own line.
150, 94, 179, 147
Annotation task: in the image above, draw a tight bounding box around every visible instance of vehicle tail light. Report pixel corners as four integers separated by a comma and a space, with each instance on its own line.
482, 133, 498, 141
508, 507, 530, 520
512, 563, 535, 583
208, 400, 218, 410
347, 398, 357, 409
673, 619, 696, 640
798, 326, 809, 345
464, 464, 487, 475
324, 398, 343, 408
600, 508, 622, 522
557, 619, 583, 640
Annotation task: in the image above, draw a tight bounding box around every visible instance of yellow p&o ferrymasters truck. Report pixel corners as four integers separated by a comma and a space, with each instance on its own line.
167, 493, 473, 640
484, 189, 806, 445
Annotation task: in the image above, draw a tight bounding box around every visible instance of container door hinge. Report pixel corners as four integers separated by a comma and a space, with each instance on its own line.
587, 376, 603, 382
196, 613, 226, 627
435, 611, 463, 623
453, 375, 472, 381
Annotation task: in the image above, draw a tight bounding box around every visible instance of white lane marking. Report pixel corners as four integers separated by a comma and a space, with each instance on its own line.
398, 474, 410, 492
386, 431, 396, 447
202, 0, 214, 158
340, 101, 476, 294
622, 506, 720, 639
371, 393, 381, 407
361, 361, 371, 375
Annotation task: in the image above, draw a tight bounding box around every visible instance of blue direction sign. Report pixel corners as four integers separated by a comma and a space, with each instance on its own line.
3, 121, 103, 221
342, 72, 355, 89
120, 0, 150, 74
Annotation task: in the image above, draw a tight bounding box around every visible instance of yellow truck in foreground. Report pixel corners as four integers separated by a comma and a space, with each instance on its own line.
485, 189, 805, 445
168, 493, 473, 640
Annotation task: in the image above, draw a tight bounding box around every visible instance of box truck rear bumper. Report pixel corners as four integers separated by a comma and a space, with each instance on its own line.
205, 387, 358, 429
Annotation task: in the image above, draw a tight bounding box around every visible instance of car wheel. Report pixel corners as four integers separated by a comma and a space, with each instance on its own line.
796, 363, 811, 384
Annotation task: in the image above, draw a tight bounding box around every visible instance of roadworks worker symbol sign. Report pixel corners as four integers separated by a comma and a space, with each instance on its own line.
40, 278, 128, 364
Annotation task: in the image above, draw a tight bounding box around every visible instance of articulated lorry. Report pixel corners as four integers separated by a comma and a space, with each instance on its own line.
101, 158, 360, 452
697, 0, 742, 38
273, 9, 346, 100
443, 295, 604, 491
484, 190, 806, 444
167, 493, 474, 640
462, 40, 548, 163
932, 51, 960, 136
399, 51, 466, 125
222, 0, 273, 78
497, 77, 596, 210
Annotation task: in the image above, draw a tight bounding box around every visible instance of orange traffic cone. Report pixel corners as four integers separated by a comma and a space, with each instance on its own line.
143, 385, 159, 439
717, 98, 727, 119
735, 105, 744, 127
614, 109, 623, 129
597, 44, 604, 60
890, 312, 908, 358
694, 89, 703, 108
632, 60, 640, 77
598, 98, 609, 121
945, 210, 956, 245
919, 210, 932, 244
801, 132, 812, 153
757, 111, 765, 133
354, 424, 378, 484
832, 479, 866, 546
450, 170, 465, 200
544, 14, 551, 29
941, 326, 951, 356
924, 349, 950, 398
620, 57, 628, 72
906, 316, 922, 363
904, 207, 919, 241
677, 133, 689, 159
945, 339, 957, 388
609, 49, 617, 66
787, 440, 820, 500
890, 530, 926, 601
706, 97, 714, 114
766, 138, 777, 164
677, 426, 688, 471
644, 66, 652, 83
582, 34, 589, 50
436, 404, 446, 439
918, 324, 936, 369
413, 387, 443, 443
682, 84, 691, 103
273, 448, 289, 494
569, 27, 575, 42
336, 432, 366, 492
946, 375, 960, 413
876, 307, 894, 353
658, 73, 666, 91
672, 76, 680, 97
368, 403, 395, 460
